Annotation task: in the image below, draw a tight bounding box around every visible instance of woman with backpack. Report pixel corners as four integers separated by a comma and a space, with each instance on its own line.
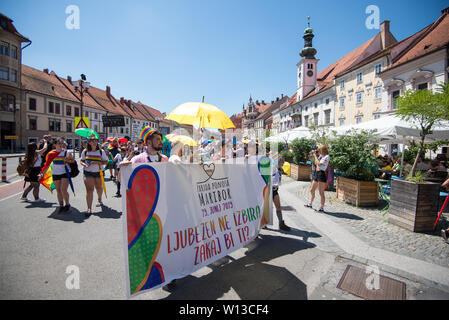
20, 140, 48, 202
40, 137, 75, 214
80, 135, 108, 217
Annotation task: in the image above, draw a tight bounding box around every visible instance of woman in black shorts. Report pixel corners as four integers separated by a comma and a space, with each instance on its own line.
20, 141, 48, 202
305, 145, 330, 212
80, 135, 108, 217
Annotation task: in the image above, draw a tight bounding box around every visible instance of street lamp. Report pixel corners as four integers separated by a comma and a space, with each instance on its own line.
74, 74, 90, 155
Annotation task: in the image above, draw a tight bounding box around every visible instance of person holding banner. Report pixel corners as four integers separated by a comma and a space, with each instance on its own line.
272, 156, 291, 231
80, 135, 109, 217
120, 129, 168, 166
40, 138, 74, 214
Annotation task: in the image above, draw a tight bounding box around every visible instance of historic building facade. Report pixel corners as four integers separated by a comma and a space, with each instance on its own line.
0, 14, 31, 150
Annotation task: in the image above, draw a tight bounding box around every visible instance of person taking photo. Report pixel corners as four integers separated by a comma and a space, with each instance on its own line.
305, 145, 330, 212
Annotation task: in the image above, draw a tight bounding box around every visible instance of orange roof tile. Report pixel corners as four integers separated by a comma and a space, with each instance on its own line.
86, 86, 130, 117
387, 10, 449, 70
21, 65, 79, 103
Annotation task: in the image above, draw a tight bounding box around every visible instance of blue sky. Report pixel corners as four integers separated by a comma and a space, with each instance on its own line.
3, 0, 447, 116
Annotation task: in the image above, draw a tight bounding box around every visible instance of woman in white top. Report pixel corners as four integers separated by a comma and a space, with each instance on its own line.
20, 140, 48, 202
40, 138, 75, 214
80, 135, 108, 217
305, 145, 330, 212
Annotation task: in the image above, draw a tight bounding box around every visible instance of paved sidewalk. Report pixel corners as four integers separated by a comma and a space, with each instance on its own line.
279, 176, 449, 292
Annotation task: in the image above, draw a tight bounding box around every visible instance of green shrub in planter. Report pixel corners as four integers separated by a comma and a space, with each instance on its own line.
290, 138, 315, 165
329, 130, 376, 181
281, 151, 294, 163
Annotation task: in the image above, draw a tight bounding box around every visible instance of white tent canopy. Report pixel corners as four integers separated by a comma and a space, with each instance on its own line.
266, 115, 449, 145
333, 114, 449, 144
266, 127, 313, 143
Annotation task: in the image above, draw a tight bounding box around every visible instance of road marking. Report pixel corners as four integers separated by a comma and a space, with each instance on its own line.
0, 179, 24, 201
0, 191, 23, 202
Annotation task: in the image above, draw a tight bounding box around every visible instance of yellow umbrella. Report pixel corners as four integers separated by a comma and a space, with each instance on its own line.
166, 133, 197, 146
165, 102, 235, 130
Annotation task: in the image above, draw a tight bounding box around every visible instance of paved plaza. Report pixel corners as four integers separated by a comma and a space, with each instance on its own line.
0, 170, 448, 300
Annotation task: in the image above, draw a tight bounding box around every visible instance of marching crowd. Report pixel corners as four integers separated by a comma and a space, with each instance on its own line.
18, 129, 283, 219
17, 128, 449, 243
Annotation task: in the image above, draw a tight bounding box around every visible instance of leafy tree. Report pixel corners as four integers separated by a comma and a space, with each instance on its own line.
395, 87, 446, 178
435, 82, 449, 119
309, 123, 336, 146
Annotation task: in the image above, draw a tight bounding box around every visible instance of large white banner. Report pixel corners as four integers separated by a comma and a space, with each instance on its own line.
121, 157, 272, 297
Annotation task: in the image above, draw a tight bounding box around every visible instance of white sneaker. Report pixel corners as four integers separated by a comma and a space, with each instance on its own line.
33, 198, 46, 203
96, 202, 103, 207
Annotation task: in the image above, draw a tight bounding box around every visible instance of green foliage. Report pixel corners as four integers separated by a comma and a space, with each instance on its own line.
406, 170, 424, 183
309, 123, 336, 146
281, 151, 294, 163
395, 87, 446, 178
402, 147, 418, 163
329, 130, 377, 181
435, 82, 449, 120
290, 138, 315, 165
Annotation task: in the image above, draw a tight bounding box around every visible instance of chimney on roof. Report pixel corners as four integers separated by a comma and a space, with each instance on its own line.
380, 20, 390, 49
120, 97, 125, 105
271, 100, 274, 104
281, 94, 284, 99
43, 68, 49, 74
442, 7, 449, 15
106, 86, 111, 97
67, 76, 72, 84
276, 97, 279, 101
262, 100, 265, 104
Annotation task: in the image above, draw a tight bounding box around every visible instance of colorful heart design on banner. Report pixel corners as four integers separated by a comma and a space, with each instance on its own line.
203, 163, 215, 178
126, 165, 165, 294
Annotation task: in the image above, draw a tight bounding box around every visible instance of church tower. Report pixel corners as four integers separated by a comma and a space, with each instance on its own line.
297, 17, 319, 101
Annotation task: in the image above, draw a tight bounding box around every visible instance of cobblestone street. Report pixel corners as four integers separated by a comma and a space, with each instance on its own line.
285, 176, 449, 269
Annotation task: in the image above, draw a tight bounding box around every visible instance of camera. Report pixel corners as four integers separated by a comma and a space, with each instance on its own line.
133, 150, 140, 155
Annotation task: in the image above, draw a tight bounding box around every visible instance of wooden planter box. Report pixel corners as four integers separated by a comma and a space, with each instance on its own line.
336, 176, 379, 207
290, 164, 311, 181
388, 179, 440, 232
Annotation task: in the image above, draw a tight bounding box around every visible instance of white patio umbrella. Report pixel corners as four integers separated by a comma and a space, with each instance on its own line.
334, 114, 449, 176
266, 127, 313, 143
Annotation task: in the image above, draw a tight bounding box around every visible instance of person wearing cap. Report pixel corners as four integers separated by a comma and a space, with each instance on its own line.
120, 128, 168, 167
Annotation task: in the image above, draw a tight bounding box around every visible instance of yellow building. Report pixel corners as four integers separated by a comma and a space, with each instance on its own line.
334, 22, 397, 127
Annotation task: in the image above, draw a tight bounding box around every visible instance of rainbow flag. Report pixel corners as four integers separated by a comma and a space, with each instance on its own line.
271, 152, 281, 165
40, 163, 55, 193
